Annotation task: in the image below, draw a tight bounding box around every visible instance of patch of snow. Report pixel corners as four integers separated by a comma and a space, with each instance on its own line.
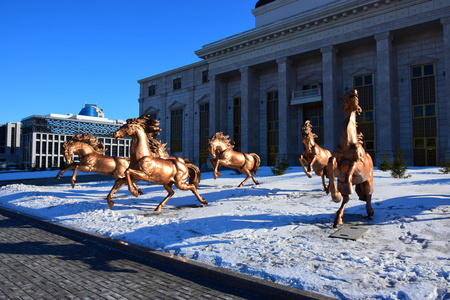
0, 167, 449, 299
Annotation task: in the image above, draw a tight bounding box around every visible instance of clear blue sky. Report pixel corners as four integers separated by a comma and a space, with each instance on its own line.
0, 1, 256, 124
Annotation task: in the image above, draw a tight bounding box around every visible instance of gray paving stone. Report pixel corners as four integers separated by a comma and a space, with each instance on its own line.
0, 211, 267, 299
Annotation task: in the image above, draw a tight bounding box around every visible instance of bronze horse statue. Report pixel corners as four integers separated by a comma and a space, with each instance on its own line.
55, 134, 128, 185
147, 136, 201, 188
327, 89, 374, 228
55, 133, 142, 199
109, 116, 206, 211
208, 132, 260, 187
298, 120, 331, 191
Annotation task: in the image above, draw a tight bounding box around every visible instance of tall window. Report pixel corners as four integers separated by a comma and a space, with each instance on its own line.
303, 106, 324, 146
171, 108, 183, 152
202, 70, 209, 83
267, 90, 279, 166
199, 103, 209, 166
411, 63, 437, 166
354, 74, 375, 162
173, 78, 181, 91
148, 85, 156, 97
233, 97, 241, 152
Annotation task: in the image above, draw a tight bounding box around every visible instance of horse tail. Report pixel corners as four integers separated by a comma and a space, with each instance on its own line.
250, 153, 261, 175
186, 163, 201, 188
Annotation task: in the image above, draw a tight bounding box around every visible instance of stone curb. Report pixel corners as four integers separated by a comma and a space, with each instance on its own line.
0, 205, 336, 300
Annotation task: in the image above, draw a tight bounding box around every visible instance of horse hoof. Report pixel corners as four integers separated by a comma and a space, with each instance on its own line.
154, 207, 162, 212
331, 193, 342, 203
108, 201, 115, 209
255, 182, 260, 185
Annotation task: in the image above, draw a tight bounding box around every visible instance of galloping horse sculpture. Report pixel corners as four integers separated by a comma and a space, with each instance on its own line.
208, 132, 260, 187
55, 134, 130, 188
147, 136, 201, 188
109, 116, 207, 211
327, 89, 374, 228
298, 120, 331, 191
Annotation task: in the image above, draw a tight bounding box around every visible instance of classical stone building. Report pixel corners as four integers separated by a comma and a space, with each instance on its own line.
20, 104, 130, 168
138, 0, 450, 168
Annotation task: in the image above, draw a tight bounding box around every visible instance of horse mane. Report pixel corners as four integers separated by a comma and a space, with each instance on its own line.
126, 114, 161, 137
301, 120, 318, 139
64, 134, 106, 154
208, 132, 235, 149
148, 136, 169, 157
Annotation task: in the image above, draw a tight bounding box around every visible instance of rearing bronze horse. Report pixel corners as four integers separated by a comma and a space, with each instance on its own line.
327, 89, 374, 228
298, 120, 331, 192
110, 116, 207, 211
208, 132, 260, 187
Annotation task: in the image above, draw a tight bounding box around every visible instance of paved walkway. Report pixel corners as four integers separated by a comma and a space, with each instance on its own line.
0, 209, 333, 300
0, 210, 268, 299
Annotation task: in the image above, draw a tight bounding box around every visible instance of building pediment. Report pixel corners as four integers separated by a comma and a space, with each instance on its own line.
408, 55, 437, 66
196, 94, 209, 104
168, 101, 186, 110
351, 67, 375, 76
143, 106, 159, 114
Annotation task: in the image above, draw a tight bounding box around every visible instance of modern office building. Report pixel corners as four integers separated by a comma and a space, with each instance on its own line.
0, 122, 21, 168
138, 0, 450, 168
20, 104, 130, 168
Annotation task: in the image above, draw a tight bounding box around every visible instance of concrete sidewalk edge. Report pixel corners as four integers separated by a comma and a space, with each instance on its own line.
0, 205, 336, 300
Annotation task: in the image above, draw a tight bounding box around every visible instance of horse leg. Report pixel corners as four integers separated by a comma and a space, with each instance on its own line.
174, 179, 208, 207
125, 168, 147, 197
106, 178, 127, 209
320, 171, 329, 193
70, 165, 79, 188
356, 181, 374, 219
299, 155, 312, 178
327, 157, 342, 202
210, 159, 220, 179
342, 161, 357, 195
212, 159, 223, 179
333, 194, 350, 228
55, 164, 75, 180
154, 184, 175, 212
238, 173, 251, 187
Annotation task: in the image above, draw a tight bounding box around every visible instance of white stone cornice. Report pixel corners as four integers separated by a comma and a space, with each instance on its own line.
195, 0, 432, 60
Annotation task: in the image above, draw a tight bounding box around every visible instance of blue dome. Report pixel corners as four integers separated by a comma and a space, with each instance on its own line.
79, 106, 98, 117
78, 104, 104, 118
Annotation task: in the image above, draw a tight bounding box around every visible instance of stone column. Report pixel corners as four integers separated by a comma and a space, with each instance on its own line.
276, 57, 295, 160
186, 86, 195, 160
375, 31, 396, 162
442, 17, 450, 155
209, 74, 222, 134
320, 45, 339, 151
240, 67, 252, 153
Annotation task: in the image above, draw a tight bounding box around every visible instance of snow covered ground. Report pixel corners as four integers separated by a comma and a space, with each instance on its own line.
0, 167, 449, 299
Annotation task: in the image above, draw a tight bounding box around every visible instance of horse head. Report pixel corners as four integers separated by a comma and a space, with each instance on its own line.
342, 89, 362, 115
208, 132, 234, 158
62, 141, 74, 164
301, 120, 318, 150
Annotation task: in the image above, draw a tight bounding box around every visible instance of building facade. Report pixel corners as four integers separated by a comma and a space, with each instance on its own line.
0, 122, 21, 167
138, 0, 450, 168
20, 105, 130, 168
